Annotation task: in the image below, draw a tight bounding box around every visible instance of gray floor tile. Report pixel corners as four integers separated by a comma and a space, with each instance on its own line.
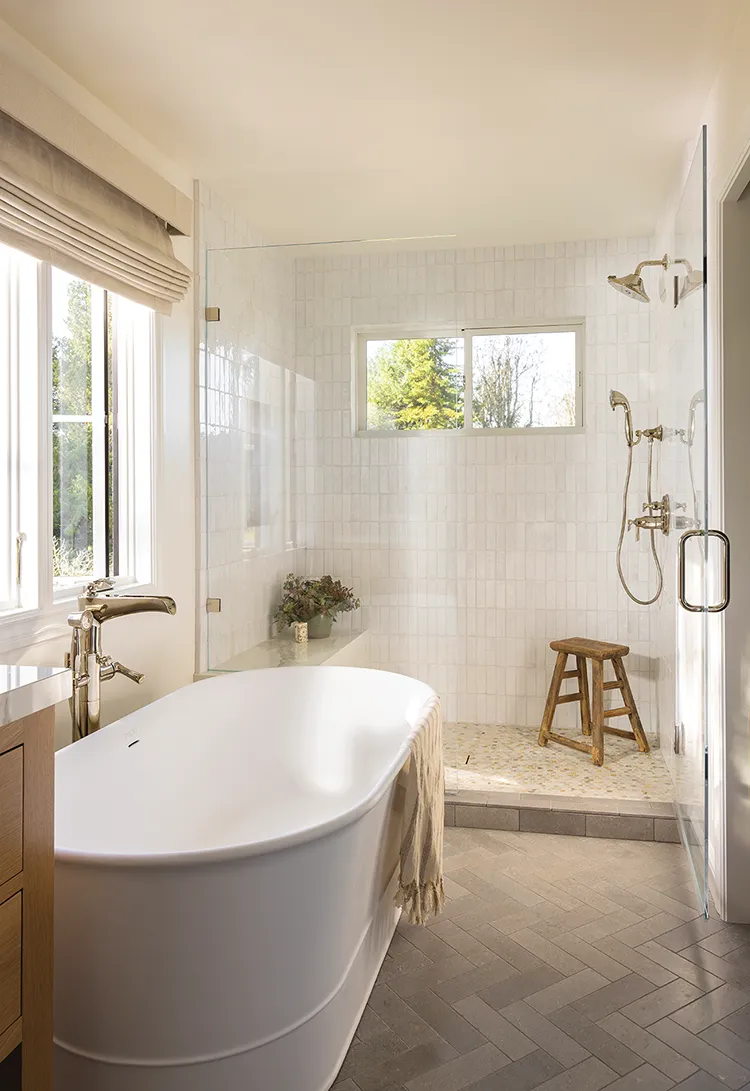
649, 1017, 750, 1088
527, 1056, 616, 1090
510, 929, 588, 975
467, 924, 545, 972
548, 1007, 643, 1075
339, 829, 742, 1091
597, 1013, 698, 1082
389, 953, 476, 999
613, 913, 685, 948
367, 984, 442, 1048
404, 1042, 510, 1091
593, 936, 678, 987
461, 1049, 564, 1091
405, 989, 488, 1053
553, 933, 632, 981
572, 908, 646, 942
672, 1073, 746, 1090
671, 984, 750, 1033
454, 995, 538, 1060
618, 979, 705, 1027
679, 944, 750, 988
700, 1022, 750, 1068
721, 1003, 750, 1041
355, 1039, 460, 1091
434, 958, 521, 1004
499, 1001, 591, 1067
600, 1063, 675, 1089
572, 973, 657, 1021
479, 966, 564, 1012
525, 968, 610, 1015
656, 918, 727, 953
635, 942, 726, 991
430, 920, 505, 967
337, 1030, 411, 1082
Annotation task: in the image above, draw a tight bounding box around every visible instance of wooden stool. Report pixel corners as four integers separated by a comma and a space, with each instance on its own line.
537, 638, 649, 766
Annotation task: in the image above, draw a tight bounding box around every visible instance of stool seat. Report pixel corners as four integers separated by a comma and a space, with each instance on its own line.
550, 638, 630, 661
539, 638, 648, 766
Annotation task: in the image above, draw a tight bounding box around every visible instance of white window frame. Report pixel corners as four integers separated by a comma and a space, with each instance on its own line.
353, 319, 585, 436
0, 246, 159, 652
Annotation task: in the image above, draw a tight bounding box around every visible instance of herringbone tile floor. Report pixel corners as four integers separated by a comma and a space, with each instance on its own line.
334, 828, 750, 1091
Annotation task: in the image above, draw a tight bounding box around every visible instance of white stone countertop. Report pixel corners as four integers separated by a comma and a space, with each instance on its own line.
0, 664, 72, 728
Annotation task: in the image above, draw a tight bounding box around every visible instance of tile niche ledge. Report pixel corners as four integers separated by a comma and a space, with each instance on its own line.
197, 629, 370, 677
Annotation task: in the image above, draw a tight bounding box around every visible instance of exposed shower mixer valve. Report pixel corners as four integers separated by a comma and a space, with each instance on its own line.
609, 388, 667, 605
628, 495, 671, 540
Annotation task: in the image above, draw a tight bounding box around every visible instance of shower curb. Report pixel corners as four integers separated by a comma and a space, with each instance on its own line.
444, 790, 678, 843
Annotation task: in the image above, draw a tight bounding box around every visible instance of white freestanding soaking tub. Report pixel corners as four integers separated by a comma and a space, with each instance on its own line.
54, 666, 435, 1091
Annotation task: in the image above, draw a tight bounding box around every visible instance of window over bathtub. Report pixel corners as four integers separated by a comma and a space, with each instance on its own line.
0, 239, 155, 623
353, 321, 584, 435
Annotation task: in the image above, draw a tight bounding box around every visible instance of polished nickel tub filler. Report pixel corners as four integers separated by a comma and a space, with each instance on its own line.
54, 666, 435, 1091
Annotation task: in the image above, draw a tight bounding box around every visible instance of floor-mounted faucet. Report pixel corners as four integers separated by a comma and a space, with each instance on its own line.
66, 578, 177, 740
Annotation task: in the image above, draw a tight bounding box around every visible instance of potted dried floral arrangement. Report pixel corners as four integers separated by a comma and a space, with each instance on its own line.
273, 574, 361, 641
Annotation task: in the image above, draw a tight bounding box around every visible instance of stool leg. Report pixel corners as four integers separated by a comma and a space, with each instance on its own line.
538, 652, 568, 747
613, 656, 650, 753
577, 656, 591, 737
591, 659, 604, 766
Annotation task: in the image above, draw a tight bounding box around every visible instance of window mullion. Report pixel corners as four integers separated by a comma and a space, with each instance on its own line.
36, 260, 52, 611
91, 286, 107, 577
464, 334, 473, 433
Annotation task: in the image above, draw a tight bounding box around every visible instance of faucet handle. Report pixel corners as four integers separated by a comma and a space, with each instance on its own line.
112, 661, 145, 685
82, 576, 116, 597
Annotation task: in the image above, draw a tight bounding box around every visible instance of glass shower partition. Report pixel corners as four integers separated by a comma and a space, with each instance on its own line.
671, 127, 714, 914
202, 238, 463, 673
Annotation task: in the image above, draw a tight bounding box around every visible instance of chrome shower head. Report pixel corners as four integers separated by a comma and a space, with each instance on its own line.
678, 267, 704, 303
607, 272, 650, 303
610, 389, 635, 446
607, 254, 670, 304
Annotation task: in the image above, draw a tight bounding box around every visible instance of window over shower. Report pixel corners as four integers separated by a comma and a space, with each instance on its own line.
355, 322, 583, 435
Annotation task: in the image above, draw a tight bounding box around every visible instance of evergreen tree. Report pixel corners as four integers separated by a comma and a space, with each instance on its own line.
367, 338, 463, 430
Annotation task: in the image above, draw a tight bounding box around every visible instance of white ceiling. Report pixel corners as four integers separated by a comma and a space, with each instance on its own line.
0, 0, 738, 245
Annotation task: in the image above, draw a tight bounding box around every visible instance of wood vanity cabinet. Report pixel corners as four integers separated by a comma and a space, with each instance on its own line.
0, 708, 55, 1090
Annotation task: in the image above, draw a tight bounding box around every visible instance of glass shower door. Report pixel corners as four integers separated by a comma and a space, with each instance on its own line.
673, 126, 726, 915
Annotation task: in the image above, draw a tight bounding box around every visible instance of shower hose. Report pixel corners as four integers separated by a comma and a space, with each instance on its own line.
616, 436, 664, 606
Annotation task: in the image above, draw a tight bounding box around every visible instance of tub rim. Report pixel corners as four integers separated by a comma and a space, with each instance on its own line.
55, 666, 436, 870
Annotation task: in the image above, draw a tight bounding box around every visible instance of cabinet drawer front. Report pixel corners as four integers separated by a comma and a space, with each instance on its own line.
0, 893, 21, 1037
0, 748, 22, 888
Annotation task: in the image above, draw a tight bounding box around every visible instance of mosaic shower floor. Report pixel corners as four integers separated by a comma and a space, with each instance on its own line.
444, 721, 673, 802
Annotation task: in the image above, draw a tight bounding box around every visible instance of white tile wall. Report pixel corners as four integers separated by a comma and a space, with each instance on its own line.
299, 239, 661, 726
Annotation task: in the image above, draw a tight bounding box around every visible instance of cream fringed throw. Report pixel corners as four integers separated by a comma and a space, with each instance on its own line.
395, 695, 446, 925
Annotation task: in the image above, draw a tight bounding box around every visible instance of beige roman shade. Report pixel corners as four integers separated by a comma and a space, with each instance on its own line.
0, 111, 190, 314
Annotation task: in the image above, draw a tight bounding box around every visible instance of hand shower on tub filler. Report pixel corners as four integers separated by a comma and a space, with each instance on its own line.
609, 390, 670, 606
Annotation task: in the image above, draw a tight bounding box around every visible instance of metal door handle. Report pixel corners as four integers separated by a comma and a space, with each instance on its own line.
678, 529, 730, 613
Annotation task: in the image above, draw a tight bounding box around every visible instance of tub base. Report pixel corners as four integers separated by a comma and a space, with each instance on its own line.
55, 876, 400, 1091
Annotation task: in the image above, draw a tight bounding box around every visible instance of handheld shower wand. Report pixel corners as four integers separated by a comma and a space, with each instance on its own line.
609, 390, 635, 447
610, 390, 665, 606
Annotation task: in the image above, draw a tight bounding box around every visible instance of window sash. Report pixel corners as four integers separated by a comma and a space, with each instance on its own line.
355, 320, 584, 435
0, 241, 155, 627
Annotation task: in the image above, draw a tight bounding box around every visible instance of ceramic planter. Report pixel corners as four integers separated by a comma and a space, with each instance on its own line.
308, 615, 333, 639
